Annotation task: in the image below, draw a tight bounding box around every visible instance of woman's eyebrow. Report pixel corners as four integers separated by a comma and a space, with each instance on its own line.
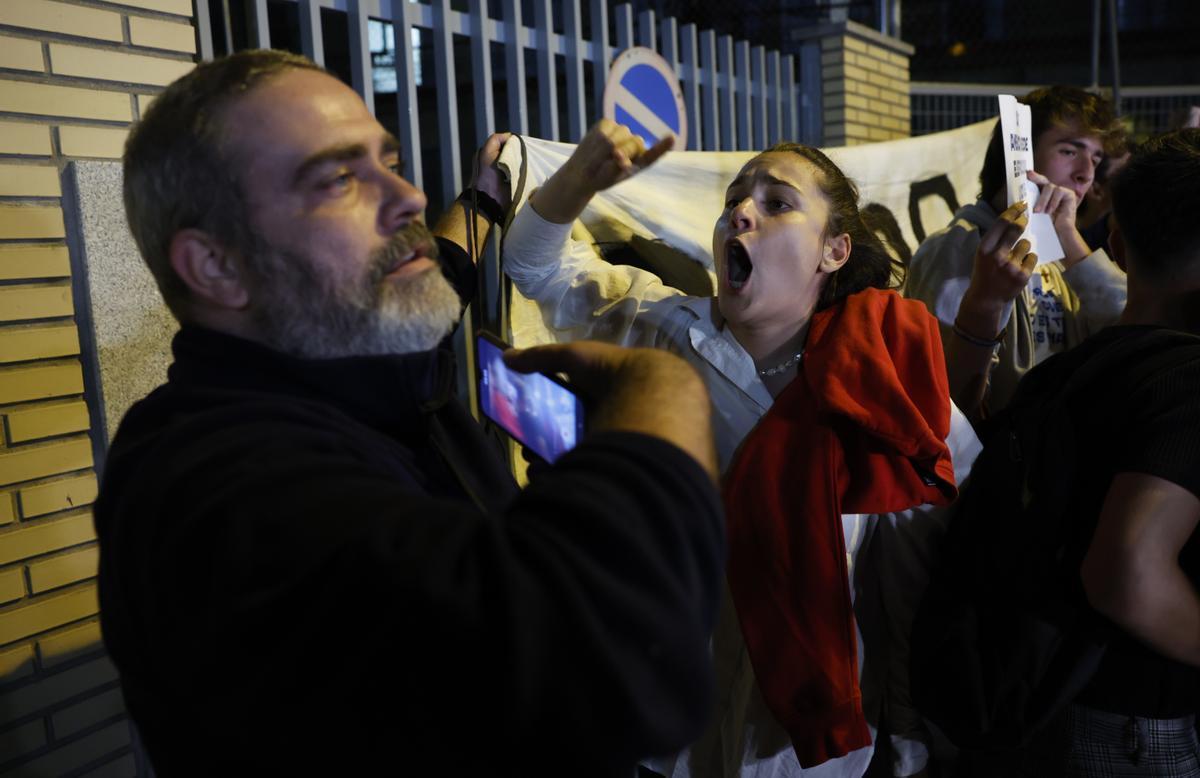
761, 174, 802, 193
725, 173, 802, 195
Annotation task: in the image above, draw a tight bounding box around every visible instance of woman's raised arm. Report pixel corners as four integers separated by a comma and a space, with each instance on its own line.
530, 119, 672, 224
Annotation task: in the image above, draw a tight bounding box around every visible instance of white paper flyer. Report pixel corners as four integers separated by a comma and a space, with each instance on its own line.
998, 94, 1064, 265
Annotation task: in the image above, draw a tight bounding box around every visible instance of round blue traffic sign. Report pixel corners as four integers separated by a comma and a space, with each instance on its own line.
603, 47, 687, 149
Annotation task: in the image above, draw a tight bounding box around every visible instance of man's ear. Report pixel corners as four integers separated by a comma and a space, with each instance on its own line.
168, 229, 251, 310
820, 232, 851, 274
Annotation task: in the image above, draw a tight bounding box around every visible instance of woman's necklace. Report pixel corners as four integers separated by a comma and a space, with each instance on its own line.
758, 350, 805, 377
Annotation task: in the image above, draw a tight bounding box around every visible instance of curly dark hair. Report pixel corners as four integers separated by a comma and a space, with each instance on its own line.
978, 85, 1127, 203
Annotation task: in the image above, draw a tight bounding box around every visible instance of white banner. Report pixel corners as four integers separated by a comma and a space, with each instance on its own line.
497, 120, 998, 344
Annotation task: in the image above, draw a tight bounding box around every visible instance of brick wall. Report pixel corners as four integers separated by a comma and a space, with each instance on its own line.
0, 0, 196, 774
794, 20, 914, 147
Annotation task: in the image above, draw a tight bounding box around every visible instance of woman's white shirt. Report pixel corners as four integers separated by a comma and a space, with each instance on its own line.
503, 203, 983, 777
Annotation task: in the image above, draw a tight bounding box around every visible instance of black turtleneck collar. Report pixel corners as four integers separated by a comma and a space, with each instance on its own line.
167, 326, 456, 442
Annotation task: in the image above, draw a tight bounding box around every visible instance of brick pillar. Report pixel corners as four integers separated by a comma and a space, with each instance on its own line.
792, 20, 913, 147
0, 0, 196, 774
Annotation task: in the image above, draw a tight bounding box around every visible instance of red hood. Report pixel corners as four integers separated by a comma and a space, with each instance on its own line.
724, 287, 957, 768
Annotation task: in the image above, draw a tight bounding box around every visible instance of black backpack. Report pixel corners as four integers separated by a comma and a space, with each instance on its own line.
910, 327, 1200, 751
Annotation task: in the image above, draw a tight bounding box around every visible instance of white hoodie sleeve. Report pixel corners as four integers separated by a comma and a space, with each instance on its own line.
503, 204, 685, 343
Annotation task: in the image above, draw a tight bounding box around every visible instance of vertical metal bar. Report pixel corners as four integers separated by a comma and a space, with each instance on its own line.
660, 16, 678, 65
660, 16, 681, 145
718, 35, 734, 151
878, 0, 888, 34
751, 45, 767, 149
432, 0, 462, 195
469, 0, 495, 145
534, 0, 559, 140
1090, 0, 1101, 90
798, 41, 821, 146
590, 0, 610, 119
394, 0, 422, 189
736, 40, 750, 150
892, 0, 902, 39
564, 0, 587, 139
680, 23, 699, 150
615, 4, 633, 53
250, 0, 270, 48
193, 0, 214, 61
504, 0, 529, 136
782, 54, 797, 141
1107, 0, 1121, 112
699, 29, 718, 151
348, 0, 374, 112
299, 0, 325, 66
220, 0, 234, 55
637, 8, 655, 50
767, 50, 781, 146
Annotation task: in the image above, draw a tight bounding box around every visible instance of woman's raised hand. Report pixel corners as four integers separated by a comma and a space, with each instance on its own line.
531, 119, 674, 224
570, 119, 674, 190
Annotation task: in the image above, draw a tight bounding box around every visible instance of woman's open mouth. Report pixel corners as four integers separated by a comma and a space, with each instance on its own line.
726, 239, 753, 290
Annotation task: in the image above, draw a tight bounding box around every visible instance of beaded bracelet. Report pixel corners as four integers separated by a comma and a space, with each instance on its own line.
952, 319, 1006, 348
457, 187, 506, 224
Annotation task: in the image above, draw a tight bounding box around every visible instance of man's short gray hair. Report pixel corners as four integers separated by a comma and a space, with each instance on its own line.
122, 49, 322, 317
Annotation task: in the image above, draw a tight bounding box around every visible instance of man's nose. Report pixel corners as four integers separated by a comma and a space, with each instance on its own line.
380, 170, 428, 231
1076, 155, 1096, 184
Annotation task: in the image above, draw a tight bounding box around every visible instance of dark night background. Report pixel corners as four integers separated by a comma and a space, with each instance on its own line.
204, 0, 1200, 214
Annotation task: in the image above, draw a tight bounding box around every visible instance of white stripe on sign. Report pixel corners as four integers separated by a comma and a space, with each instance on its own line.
613, 82, 677, 141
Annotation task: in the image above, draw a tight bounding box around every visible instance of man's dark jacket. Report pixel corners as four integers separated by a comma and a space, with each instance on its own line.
94, 246, 723, 776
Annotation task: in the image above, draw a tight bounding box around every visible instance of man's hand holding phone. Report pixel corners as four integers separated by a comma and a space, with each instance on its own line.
500, 339, 718, 483
477, 332, 583, 464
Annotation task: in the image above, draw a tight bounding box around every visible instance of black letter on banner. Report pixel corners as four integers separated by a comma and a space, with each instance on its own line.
908, 174, 961, 244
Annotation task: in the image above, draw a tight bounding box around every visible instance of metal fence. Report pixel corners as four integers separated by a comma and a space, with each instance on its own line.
192, 0, 808, 407
194, 0, 803, 204
911, 81, 1200, 139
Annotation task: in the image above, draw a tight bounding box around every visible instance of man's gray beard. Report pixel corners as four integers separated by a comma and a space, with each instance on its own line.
250, 233, 462, 360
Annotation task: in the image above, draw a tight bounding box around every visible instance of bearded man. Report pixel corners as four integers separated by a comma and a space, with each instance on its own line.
96, 49, 722, 776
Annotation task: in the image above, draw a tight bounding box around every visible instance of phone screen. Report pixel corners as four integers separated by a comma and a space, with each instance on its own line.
476, 333, 585, 463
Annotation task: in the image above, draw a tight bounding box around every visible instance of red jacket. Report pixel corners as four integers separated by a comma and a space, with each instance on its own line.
724, 288, 959, 767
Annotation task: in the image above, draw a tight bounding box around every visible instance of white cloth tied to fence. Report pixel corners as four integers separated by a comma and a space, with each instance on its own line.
496, 119, 996, 347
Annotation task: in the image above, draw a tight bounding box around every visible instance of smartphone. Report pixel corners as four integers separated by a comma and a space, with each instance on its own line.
476, 332, 585, 463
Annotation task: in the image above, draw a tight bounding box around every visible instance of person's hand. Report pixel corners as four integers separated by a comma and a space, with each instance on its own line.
564, 119, 674, 193
530, 120, 674, 224
958, 201, 1037, 340
1027, 169, 1091, 265
504, 340, 716, 481
943, 203, 1035, 419
431, 131, 512, 258
471, 131, 512, 212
